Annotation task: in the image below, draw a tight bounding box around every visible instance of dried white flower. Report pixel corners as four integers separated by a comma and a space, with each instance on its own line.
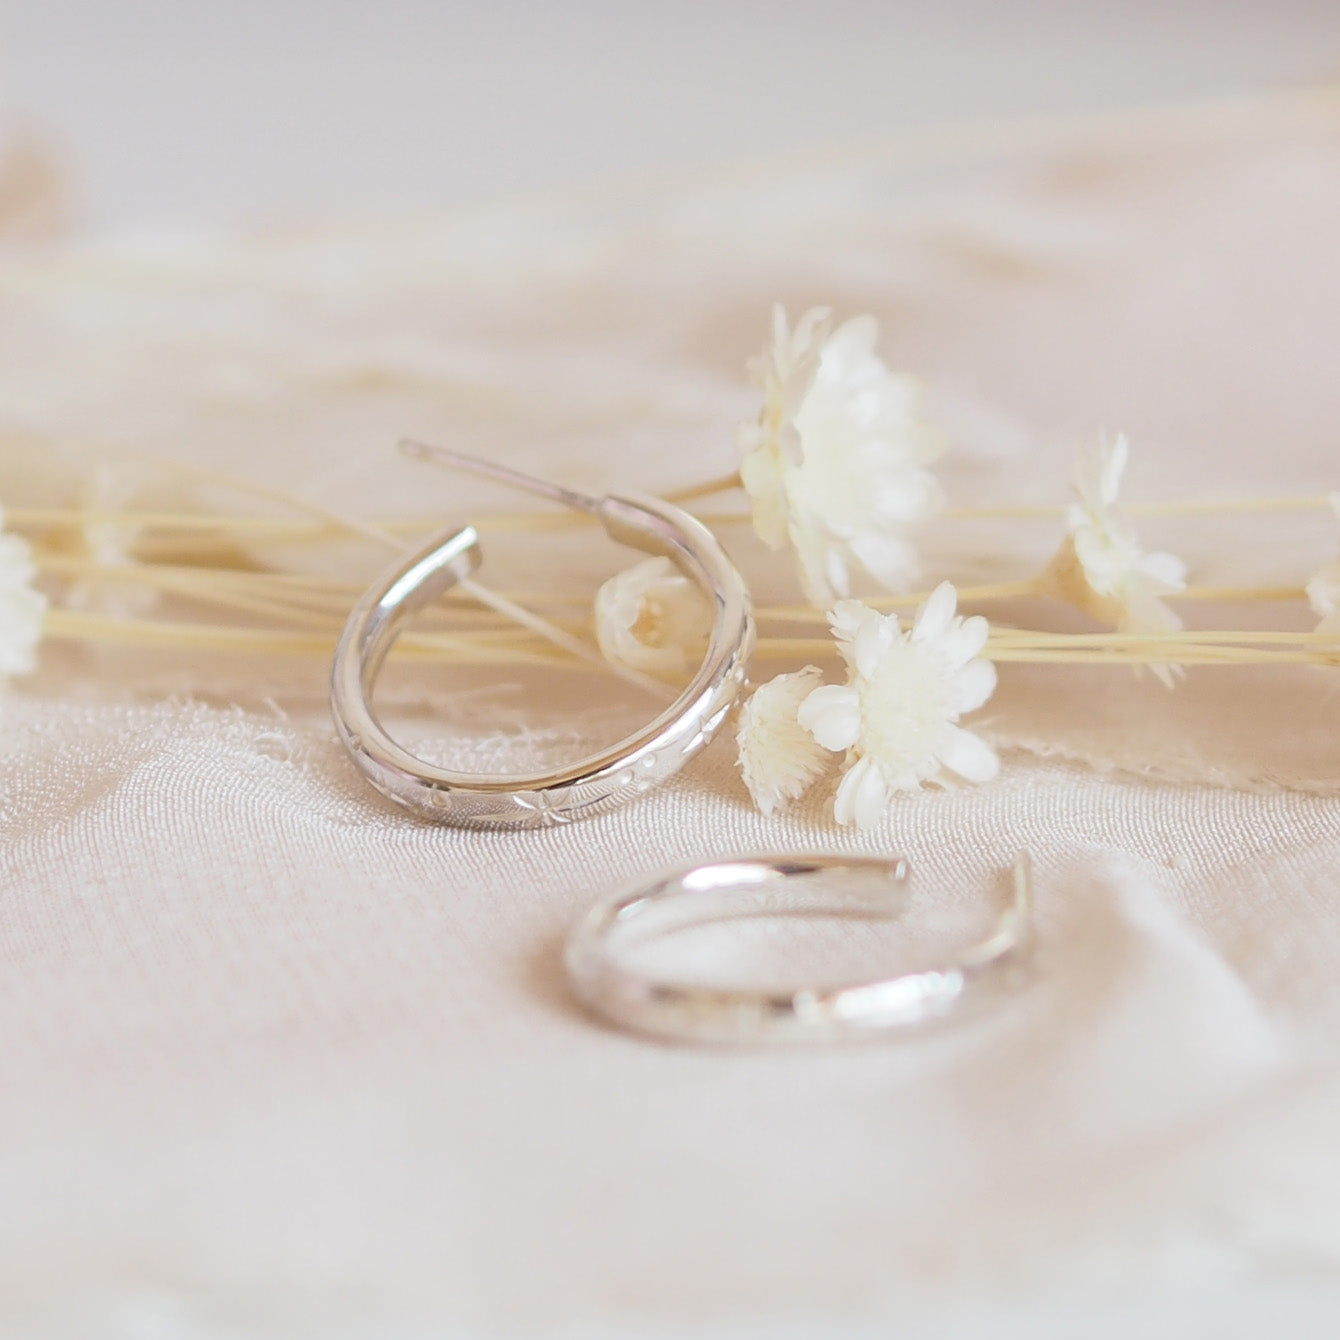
0, 505, 46, 679
736, 666, 831, 814
594, 556, 713, 678
738, 304, 943, 609
1307, 493, 1340, 636
1043, 434, 1187, 686
67, 459, 159, 617
797, 584, 999, 830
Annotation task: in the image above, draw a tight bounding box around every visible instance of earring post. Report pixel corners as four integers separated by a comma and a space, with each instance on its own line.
399, 439, 604, 515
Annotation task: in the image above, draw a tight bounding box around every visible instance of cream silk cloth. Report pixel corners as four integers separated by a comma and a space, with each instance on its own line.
3, 92, 1340, 1336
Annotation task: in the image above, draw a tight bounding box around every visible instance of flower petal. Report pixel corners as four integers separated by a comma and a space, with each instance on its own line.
0, 531, 48, 679
938, 614, 990, 667
1141, 548, 1188, 591
1118, 577, 1183, 635
797, 683, 863, 752
737, 305, 945, 616
853, 611, 892, 679
829, 600, 894, 676
833, 755, 889, 829
822, 314, 879, 367
937, 726, 999, 784
867, 465, 944, 526
594, 556, 711, 677
911, 581, 957, 643
823, 543, 851, 603
1307, 564, 1340, 622
739, 449, 789, 549
1099, 434, 1129, 505
1147, 660, 1185, 691
827, 599, 868, 647
1053, 435, 1189, 646
1306, 499, 1340, 630
736, 668, 831, 814
951, 658, 998, 715
847, 529, 920, 594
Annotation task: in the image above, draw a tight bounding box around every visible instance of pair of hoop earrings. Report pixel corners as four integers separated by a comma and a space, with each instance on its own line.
330, 445, 1035, 1044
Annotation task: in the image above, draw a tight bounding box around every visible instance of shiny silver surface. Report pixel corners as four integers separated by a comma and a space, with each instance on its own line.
566, 854, 1034, 1044
331, 480, 754, 830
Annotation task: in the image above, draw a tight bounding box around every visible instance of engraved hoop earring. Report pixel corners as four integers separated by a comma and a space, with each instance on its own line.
331, 444, 755, 829
565, 854, 1034, 1044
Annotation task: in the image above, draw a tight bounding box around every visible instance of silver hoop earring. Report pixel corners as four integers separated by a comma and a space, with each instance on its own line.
565, 854, 1034, 1044
331, 444, 755, 829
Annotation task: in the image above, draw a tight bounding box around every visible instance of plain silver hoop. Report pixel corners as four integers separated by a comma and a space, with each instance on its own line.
331, 447, 755, 830
565, 854, 1035, 1045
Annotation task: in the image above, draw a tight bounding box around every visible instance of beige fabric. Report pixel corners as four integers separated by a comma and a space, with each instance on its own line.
3, 93, 1340, 1334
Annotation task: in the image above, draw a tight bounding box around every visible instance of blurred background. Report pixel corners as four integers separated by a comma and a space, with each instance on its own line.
5, 0, 1340, 235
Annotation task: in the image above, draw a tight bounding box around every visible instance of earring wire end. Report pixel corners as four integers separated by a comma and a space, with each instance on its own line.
398, 438, 604, 515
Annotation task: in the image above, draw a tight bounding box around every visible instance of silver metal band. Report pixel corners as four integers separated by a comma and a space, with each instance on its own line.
331, 466, 754, 829
565, 854, 1034, 1044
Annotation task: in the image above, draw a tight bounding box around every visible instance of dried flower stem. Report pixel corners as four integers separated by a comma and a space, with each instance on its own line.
662, 473, 743, 504
757, 581, 1307, 623
35, 550, 1311, 623
756, 581, 1041, 621
10, 488, 1334, 550
9, 506, 591, 542
14, 453, 1338, 685
30, 552, 1326, 655
37, 551, 591, 628
41, 607, 578, 667
751, 636, 1339, 667
662, 467, 1335, 522
1178, 585, 1306, 602
43, 605, 1339, 669
161, 453, 668, 695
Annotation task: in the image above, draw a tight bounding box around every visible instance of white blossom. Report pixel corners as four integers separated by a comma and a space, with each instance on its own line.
594, 556, 713, 678
738, 304, 943, 609
796, 584, 999, 830
67, 459, 159, 616
0, 505, 46, 679
1043, 434, 1187, 686
735, 667, 831, 814
1307, 493, 1340, 636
